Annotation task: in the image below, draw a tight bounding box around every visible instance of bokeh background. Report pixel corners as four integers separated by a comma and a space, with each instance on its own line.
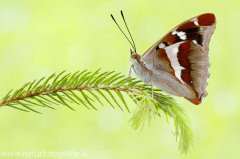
0, 0, 239, 158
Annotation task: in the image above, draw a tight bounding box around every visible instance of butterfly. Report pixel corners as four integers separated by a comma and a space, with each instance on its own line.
111, 11, 216, 105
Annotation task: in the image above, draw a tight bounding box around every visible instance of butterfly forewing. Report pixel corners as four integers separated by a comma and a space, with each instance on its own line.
141, 13, 216, 104
142, 13, 215, 58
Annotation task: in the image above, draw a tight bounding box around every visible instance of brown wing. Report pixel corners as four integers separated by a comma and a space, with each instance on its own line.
141, 13, 216, 61
141, 13, 216, 104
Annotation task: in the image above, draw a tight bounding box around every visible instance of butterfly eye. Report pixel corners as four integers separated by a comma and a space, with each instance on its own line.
131, 53, 137, 59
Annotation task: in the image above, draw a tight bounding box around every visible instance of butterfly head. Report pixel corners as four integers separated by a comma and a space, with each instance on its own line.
129, 49, 151, 84
129, 49, 138, 61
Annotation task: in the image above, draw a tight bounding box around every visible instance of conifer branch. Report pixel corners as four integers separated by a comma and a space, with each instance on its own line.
0, 69, 194, 154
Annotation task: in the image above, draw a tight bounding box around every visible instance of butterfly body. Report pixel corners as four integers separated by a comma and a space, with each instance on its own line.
129, 13, 216, 105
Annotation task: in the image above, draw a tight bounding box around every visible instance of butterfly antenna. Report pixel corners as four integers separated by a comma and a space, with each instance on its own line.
111, 14, 135, 51
121, 10, 137, 52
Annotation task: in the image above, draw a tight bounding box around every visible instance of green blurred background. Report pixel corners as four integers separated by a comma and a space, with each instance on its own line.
0, 0, 239, 158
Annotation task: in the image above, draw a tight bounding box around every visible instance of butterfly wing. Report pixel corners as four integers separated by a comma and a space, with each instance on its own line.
141, 13, 216, 104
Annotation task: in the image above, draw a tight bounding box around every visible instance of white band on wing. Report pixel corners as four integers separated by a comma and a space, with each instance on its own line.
164, 42, 186, 83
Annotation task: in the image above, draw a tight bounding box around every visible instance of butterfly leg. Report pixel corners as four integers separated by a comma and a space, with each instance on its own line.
151, 80, 154, 99
121, 65, 133, 86
148, 70, 154, 99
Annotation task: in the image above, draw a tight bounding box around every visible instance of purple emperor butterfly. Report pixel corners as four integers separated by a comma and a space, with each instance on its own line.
111, 11, 216, 104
